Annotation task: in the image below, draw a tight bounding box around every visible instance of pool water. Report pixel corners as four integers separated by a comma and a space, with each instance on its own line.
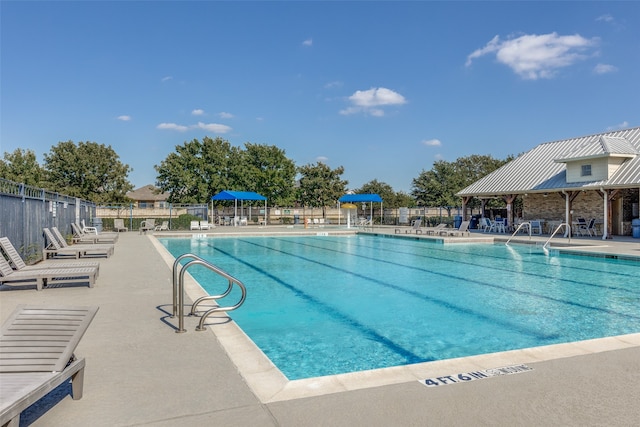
160, 235, 640, 380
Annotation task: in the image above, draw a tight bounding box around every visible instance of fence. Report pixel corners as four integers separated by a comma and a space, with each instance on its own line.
0, 178, 96, 263
96, 204, 468, 228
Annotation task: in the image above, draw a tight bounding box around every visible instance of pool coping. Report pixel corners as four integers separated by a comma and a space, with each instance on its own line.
150, 233, 640, 403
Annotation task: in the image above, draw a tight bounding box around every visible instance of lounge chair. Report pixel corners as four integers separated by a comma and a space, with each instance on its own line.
43, 229, 112, 260
113, 218, 128, 232
198, 220, 212, 230
71, 223, 118, 244
0, 255, 97, 291
0, 305, 98, 426
51, 227, 115, 254
0, 237, 100, 277
395, 219, 422, 234
190, 221, 200, 230
425, 223, 447, 235
139, 219, 155, 234
155, 221, 169, 231
443, 220, 471, 237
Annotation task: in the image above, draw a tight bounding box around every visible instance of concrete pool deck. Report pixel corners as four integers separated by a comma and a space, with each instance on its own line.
1, 226, 639, 426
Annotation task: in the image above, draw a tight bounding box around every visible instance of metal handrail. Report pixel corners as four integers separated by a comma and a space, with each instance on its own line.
505, 222, 531, 245
172, 253, 247, 333
542, 223, 571, 254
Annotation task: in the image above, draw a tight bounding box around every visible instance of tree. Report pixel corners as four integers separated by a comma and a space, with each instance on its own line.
235, 143, 297, 206
0, 148, 44, 186
43, 141, 133, 203
411, 154, 512, 214
355, 179, 416, 208
155, 137, 238, 203
297, 162, 348, 215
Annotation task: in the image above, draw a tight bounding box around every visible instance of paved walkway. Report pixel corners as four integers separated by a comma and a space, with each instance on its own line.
1, 227, 639, 426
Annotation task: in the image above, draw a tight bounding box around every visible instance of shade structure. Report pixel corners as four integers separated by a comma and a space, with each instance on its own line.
211, 191, 267, 226
338, 194, 383, 227
211, 190, 267, 201
338, 194, 382, 203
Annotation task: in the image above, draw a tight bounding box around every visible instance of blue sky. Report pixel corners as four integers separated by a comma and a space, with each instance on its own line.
2, 1, 638, 193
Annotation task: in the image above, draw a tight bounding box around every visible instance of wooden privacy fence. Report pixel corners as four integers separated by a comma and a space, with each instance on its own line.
0, 178, 96, 264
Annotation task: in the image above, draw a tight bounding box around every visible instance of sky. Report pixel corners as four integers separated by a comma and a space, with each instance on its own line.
1, 1, 639, 193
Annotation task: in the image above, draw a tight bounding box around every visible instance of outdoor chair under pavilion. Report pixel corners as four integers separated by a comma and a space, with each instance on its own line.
0, 305, 98, 426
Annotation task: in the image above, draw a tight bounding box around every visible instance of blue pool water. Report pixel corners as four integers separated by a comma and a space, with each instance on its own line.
160, 235, 640, 380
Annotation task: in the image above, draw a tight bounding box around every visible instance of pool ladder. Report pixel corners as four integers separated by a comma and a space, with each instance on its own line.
172, 253, 247, 333
504, 222, 531, 246
542, 223, 571, 254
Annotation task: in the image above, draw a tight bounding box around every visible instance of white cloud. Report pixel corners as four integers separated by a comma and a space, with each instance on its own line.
422, 138, 442, 147
606, 121, 629, 131
594, 63, 617, 74
157, 121, 232, 133
157, 123, 189, 132
341, 87, 407, 116
161, 76, 173, 82
302, 38, 313, 47
434, 154, 444, 161
191, 109, 205, 116
316, 156, 329, 163
466, 32, 599, 80
195, 122, 232, 133
117, 115, 131, 121
596, 14, 614, 23
324, 81, 343, 89
219, 112, 234, 119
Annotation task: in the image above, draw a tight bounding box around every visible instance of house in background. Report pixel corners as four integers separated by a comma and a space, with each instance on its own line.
457, 127, 640, 238
126, 185, 170, 208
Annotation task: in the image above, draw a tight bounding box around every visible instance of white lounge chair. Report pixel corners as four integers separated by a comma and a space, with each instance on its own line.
155, 221, 169, 231
395, 219, 422, 234
190, 221, 200, 230
0, 305, 98, 426
43, 228, 112, 259
52, 227, 115, 254
0, 255, 97, 291
443, 220, 471, 237
0, 237, 100, 277
425, 223, 447, 235
71, 223, 118, 244
198, 220, 212, 230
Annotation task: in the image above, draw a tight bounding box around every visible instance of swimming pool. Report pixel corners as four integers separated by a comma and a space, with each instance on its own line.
160, 234, 640, 380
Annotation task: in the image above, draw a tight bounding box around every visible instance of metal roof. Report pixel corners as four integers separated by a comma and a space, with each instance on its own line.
457, 127, 640, 197
554, 135, 638, 162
